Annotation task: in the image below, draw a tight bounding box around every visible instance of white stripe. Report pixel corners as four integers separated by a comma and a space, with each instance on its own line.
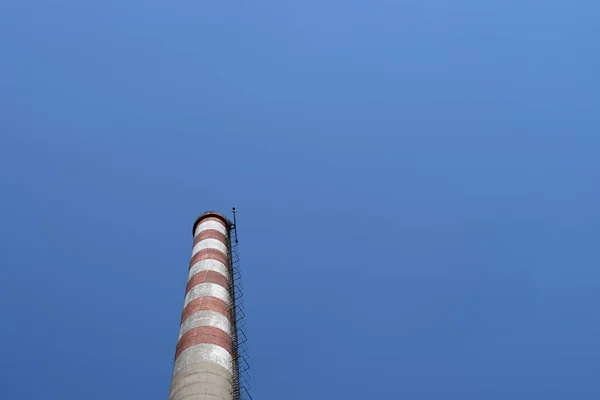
179, 311, 231, 340
173, 344, 233, 375
191, 239, 228, 257
184, 283, 231, 308
194, 220, 228, 237
189, 260, 229, 282
169, 363, 232, 397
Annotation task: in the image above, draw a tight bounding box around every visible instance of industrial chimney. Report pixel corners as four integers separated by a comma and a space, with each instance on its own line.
168, 211, 247, 400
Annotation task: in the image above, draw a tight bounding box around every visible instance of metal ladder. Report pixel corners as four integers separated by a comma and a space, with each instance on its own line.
228, 209, 252, 400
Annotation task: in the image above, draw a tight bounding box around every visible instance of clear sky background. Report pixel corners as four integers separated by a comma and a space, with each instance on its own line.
1, 1, 599, 399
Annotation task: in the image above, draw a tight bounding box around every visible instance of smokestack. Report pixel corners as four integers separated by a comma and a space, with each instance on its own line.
169, 211, 234, 400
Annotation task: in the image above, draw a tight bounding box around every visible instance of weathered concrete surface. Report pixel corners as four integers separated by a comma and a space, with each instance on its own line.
179, 311, 231, 340
184, 283, 231, 309
189, 260, 229, 282
170, 363, 233, 400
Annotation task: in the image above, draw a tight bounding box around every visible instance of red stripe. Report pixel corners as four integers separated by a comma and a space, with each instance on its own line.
186, 271, 229, 293
175, 326, 232, 359
181, 297, 230, 325
193, 215, 229, 236
189, 248, 228, 268
193, 229, 228, 247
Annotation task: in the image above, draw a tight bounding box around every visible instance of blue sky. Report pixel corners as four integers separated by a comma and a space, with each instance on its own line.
1, 1, 599, 398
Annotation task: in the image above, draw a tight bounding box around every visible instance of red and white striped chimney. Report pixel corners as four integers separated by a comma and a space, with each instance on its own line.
169, 212, 234, 400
